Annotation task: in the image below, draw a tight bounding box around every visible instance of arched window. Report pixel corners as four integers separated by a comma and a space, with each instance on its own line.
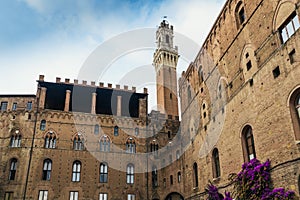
150, 141, 159, 158
72, 161, 81, 182
114, 126, 119, 136
135, 127, 139, 136
100, 163, 108, 183
40, 120, 46, 131
166, 35, 169, 43
126, 138, 136, 153
170, 175, 173, 185
44, 131, 56, 149
212, 148, 221, 178
9, 158, 17, 180
242, 125, 256, 162
100, 135, 110, 152
42, 159, 52, 181
176, 150, 180, 160
193, 162, 199, 187
10, 130, 21, 148
290, 89, 300, 140
177, 171, 181, 183
126, 164, 134, 184
235, 1, 246, 29
94, 124, 99, 135
152, 166, 158, 187
73, 133, 84, 150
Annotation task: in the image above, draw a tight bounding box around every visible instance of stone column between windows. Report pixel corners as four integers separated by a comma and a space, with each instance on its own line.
39, 87, 47, 109
117, 96, 122, 116
91, 92, 97, 114
64, 90, 71, 112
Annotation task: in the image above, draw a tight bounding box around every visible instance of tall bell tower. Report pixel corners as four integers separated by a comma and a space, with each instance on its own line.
153, 20, 179, 118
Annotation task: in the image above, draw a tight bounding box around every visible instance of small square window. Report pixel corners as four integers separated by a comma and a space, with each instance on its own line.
289, 49, 296, 64
272, 66, 281, 78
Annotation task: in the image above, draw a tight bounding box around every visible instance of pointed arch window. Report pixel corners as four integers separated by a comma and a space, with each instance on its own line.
40, 120, 46, 131
193, 162, 199, 187
100, 135, 110, 152
126, 138, 136, 154
9, 158, 17, 180
242, 126, 256, 162
289, 88, 300, 140
212, 148, 221, 178
10, 130, 21, 148
100, 163, 108, 183
126, 164, 134, 184
72, 161, 81, 182
73, 133, 84, 151
42, 159, 52, 181
152, 165, 158, 187
235, 1, 246, 29
44, 131, 56, 149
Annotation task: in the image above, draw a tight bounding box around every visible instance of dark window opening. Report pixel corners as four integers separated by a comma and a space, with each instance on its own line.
289, 49, 296, 64
114, 126, 119, 136
193, 162, 199, 187
9, 159, 17, 180
170, 175, 173, 185
42, 159, 52, 181
246, 60, 252, 71
212, 148, 221, 178
273, 66, 281, 78
239, 7, 246, 24
40, 120, 46, 131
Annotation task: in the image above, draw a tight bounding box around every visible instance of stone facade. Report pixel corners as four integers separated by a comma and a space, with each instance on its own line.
0, 0, 300, 199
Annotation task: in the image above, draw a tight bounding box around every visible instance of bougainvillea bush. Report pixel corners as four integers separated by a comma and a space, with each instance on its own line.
206, 159, 296, 200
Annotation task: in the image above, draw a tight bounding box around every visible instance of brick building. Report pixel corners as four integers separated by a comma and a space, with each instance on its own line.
0, 0, 300, 199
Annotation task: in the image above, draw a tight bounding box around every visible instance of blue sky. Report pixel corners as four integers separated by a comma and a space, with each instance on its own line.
0, 0, 226, 110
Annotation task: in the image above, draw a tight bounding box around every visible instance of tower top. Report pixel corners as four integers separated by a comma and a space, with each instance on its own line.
156, 20, 177, 52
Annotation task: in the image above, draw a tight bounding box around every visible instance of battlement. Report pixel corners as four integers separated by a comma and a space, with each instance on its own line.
38, 75, 147, 94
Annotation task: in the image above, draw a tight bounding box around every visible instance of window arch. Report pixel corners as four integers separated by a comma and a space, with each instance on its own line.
100, 163, 108, 183
73, 133, 84, 150
166, 34, 169, 43
150, 141, 159, 158
100, 135, 110, 152
152, 165, 158, 187
126, 164, 134, 184
10, 130, 21, 147
193, 162, 199, 187
72, 161, 81, 182
235, 1, 246, 29
40, 120, 46, 131
114, 126, 119, 136
242, 125, 256, 162
9, 158, 17, 180
94, 124, 99, 135
177, 171, 181, 183
42, 159, 52, 181
212, 148, 221, 178
176, 150, 180, 160
44, 131, 56, 149
135, 127, 139, 136
290, 88, 300, 140
126, 138, 136, 153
